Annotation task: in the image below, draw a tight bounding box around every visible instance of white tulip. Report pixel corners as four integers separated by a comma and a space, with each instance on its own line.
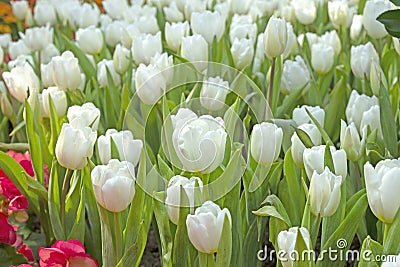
91, 159, 136, 212
328, 0, 353, 29
297, 32, 319, 48
0, 34, 11, 48
186, 201, 231, 254
163, 2, 184, 22
340, 120, 363, 161
362, 0, 393, 39
231, 38, 254, 70
97, 59, 121, 88
97, 129, 143, 166
76, 26, 104, 55
113, 44, 130, 75
277, 227, 311, 267
165, 21, 190, 52
41, 63, 55, 88
229, 15, 257, 44
264, 17, 288, 58
22, 25, 53, 51
250, 122, 283, 165
292, 0, 316, 25
181, 35, 209, 72
350, 15, 363, 41
311, 43, 334, 74
51, 51, 81, 91
74, 3, 100, 29
200, 76, 230, 111
105, 21, 131, 48
11, 0, 29, 20
150, 52, 174, 85
135, 63, 166, 105
172, 109, 227, 173
8, 54, 34, 70
2, 64, 39, 103
165, 175, 203, 225
228, 0, 251, 14
34, 1, 57, 26
292, 105, 325, 127
281, 56, 310, 94
283, 23, 297, 59
41, 43, 59, 65
364, 159, 400, 223
103, 0, 128, 19
55, 122, 97, 170
303, 145, 347, 181
53, 0, 79, 27
42, 86, 67, 118
319, 30, 341, 55
8, 40, 31, 60
345, 90, 378, 131
67, 102, 101, 131
350, 42, 380, 80
291, 123, 322, 166
191, 11, 226, 44
132, 32, 162, 65
360, 105, 382, 139
183, 0, 207, 19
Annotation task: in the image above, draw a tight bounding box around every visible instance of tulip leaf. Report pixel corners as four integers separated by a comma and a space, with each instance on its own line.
0, 243, 29, 266
243, 218, 264, 267
305, 107, 334, 146
65, 171, 84, 240
67, 179, 85, 242
383, 208, 400, 254
216, 214, 232, 267
276, 85, 305, 118
377, 10, 400, 38
116, 223, 146, 267
379, 86, 398, 158
253, 206, 289, 225
294, 127, 315, 148
259, 195, 292, 227
389, 0, 400, 5
324, 144, 335, 173
358, 236, 383, 267
22, 172, 48, 201
157, 155, 175, 181
98, 206, 116, 267
48, 96, 61, 155
172, 186, 190, 267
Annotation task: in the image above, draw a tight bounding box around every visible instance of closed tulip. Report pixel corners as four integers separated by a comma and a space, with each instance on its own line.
34, 0, 56, 26
292, 105, 325, 127
360, 105, 382, 138
135, 63, 166, 105
200, 76, 230, 111
150, 52, 174, 85
363, 0, 393, 39
22, 25, 53, 51
41, 43, 60, 65
105, 21, 131, 48
113, 44, 130, 75
165, 21, 190, 52
67, 102, 101, 131
186, 201, 231, 254
303, 145, 347, 181
328, 0, 353, 29
292, 0, 316, 25
55, 122, 97, 170
91, 159, 136, 212
0, 34, 11, 48
132, 32, 162, 65
191, 11, 226, 44
350, 42, 379, 80
250, 122, 283, 165
181, 35, 209, 72
41, 63, 55, 88
345, 90, 378, 131
103, 0, 128, 19
172, 109, 227, 173
11, 0, 29, 20
8, 40, 31, 60
2, 64, 39, 103
229, 15, 257, 44
41, 87, 67, 118
51, 51, 82, 91
163, 2, 184, 22
281, 55, 310, 94
340, 120, 363, 161
291, 123, 322, 166
311, 43, 334, 74
97, 59, 121, 88
165, 175, 203, 225
74, 3, 100, 29
264, 17, 288, 58
319, 30, 341, 55
364, 159, 400, 223
350, 15, 363, 41
277, 227, 311, 267
309, 168, 342, 217
231, 38, 254, 70
76, 26, 104, 55
97, 129, 143, 166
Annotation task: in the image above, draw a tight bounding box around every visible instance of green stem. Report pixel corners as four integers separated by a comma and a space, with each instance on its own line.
114, 212, 123, 262
311, 215, 322, 248
383, 223, 391, 244
60, 169, 73, 234
268, 57, 276, 111
199, 252, 215, 267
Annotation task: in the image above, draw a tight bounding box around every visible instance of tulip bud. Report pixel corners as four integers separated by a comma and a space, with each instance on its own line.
172, 109, 227, 173
9, 40, 31, 60
345, 90, 378, 131
340, 120, 362, 161
292, 105, 325, 127
8, 54, 34, 70
0, 34, 11, 48
165, 21, 190, 52
303, 145, 347, 181
0, 83, 14, 120
163, 2, 184, 22
41, 63, 55, 88
362, 0, 393, 39
309, 167, 342, 217
250, 122, 283, 165
76, 26, 104, 55
360, 105, 382, 139
103, 0, 128, 19
135, 63, 166, 105
364, 159, 400, 223
394, 37, 400, 56
277, 227, 311, 266
291, 123, 322, 166
132, 32, 162, 65
150, 52, 174, 85
370, 61, 384, 96
91, 159, 136, 212
183, 0, 207, 20
41, 43, 60, 65
200, 76, 230, 111
22, 25, 53, 51
351, 42, 379, 80
34, 1, 57, 26
319, 30, 341, 55
105, 21, 132, 48
55, 122, 97, 170
11, 0, 29, 20
229, 15, 257, 44
67, 102, 101, 131
350, 15, 363, 41
181, 34, 209, 73
297, 32, 319, 48
74, 3, 100, 29
51, 51, 82, 90
97, 129, 143, 166
264, 17, 288, 58
328, 0, 353, 29
97, 59, 121, 88
311, 43, 334, 74
281, 55, 310, 94
2, 64, 40, 103
292, 0, 317, 25
191, 11, 226, 44
42, 87, 67, 118
113, 44, 130, 75
230, 38, 254, 70
186, 201, 231, 254
228, 0, 251, 14
165, 175, 203, 225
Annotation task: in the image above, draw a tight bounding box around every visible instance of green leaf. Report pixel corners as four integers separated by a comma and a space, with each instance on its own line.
172, 186, 190, 267
379, 86, 398, 157
48, 161, 65, 240
215, 214, 232, 267
377, 10, 400, 38
389, 0, 400, 5
276, 85, 305, 118
324, 77, 347, 141
116, 223, 146, 267
0, 243, 28, 266
359, 236, 382, 267
305, 107, 334, 146
67, 178, 86, 242
383, 208, 400, 254
258, 195, 292, 227
253, 206, 290, 226
324, 144, 335, 172
294, 128, 315, 148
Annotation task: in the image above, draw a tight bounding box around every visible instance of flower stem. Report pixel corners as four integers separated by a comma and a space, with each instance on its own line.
383, 223, 391, 244
199, 252, 215, 267
60, 169, 73, 233
114, 212, 123, 262
268, 57, 276, 111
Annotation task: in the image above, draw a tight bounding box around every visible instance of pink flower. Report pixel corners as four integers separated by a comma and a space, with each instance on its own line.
18, 245, 35, 262
38, 240, 98, 267
0, 213, 17, 244
11, 265, 35, 267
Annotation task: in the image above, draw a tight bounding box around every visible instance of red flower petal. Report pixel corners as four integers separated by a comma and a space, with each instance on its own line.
51, 240, 86, 257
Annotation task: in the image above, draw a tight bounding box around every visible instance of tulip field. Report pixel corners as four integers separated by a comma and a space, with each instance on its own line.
1, 0, 400, 266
